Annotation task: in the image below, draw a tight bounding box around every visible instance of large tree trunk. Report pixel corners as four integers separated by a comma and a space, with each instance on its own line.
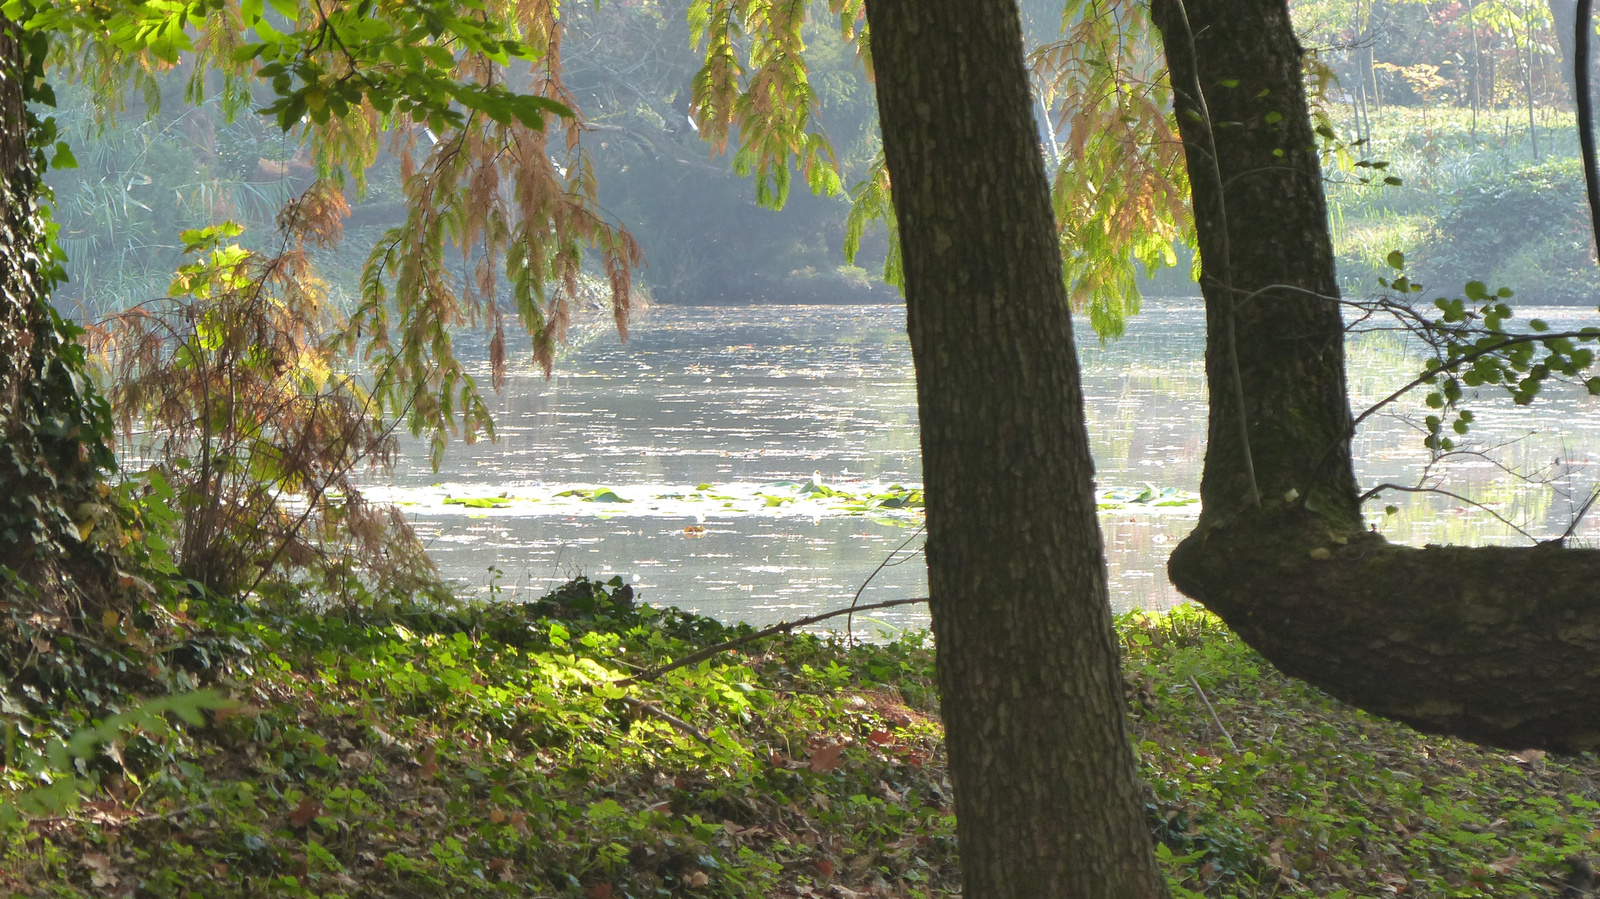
1154, 0, 1600, 753
0, 17, 117, 625
0, 17, 60, 562
863, 1, 1169, 895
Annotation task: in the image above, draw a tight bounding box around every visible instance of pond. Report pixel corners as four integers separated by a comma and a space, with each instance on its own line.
368, 296, 1600, 633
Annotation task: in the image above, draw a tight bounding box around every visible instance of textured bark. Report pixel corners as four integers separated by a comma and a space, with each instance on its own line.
1155, 0, 1600, 753
1150, 0, 1360, 526
863, 1, 1169, 896
0, 18, 38, 428
0, 17, 113, 597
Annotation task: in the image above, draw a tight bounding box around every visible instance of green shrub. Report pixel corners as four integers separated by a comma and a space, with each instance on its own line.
1412, 159, 1600, 304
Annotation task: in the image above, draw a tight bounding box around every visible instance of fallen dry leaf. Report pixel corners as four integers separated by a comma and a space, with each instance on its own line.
809, 743, 844, 773
288, 796, 321, 828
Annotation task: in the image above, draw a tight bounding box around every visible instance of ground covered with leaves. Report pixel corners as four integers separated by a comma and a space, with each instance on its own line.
4, 581, 1600, 898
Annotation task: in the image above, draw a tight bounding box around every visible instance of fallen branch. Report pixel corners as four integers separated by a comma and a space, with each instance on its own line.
1188, 675, 1237, 752
619, 697, 716, 749
618, 597, 929, 687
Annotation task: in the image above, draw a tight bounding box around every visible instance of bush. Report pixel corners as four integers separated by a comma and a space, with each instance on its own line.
1412, 159, 1600, 304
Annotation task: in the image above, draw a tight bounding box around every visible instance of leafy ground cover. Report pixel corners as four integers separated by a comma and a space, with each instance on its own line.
4, 583, 1599, 897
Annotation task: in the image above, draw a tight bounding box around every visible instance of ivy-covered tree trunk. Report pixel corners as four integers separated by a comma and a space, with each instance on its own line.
1153, 0, 1600, 753
0, 17, 116, 612
862, 1, 1169, 895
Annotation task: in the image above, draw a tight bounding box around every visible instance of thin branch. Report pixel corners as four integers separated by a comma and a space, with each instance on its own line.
1358, 482, 1537, 542
1168, 0, 1260, 506
618, 697, 714, 749
1348, 329, 1597, 436
1187, 675, 1236, 751
1560, 485, 1600, 543
846, 523, 924, 645
617, 597, 929, 688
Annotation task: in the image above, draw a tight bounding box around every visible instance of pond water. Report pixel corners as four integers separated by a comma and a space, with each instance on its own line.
369, 296, 1600, 634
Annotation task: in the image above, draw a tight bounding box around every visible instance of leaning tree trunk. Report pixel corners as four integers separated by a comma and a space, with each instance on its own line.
1153, 0, 1600, 753
863, 0, 1170, 895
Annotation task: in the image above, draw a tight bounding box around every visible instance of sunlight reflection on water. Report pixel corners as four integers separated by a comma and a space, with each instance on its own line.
373, 297, 1600, 631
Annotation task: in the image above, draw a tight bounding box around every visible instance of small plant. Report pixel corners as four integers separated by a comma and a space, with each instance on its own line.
89, 186, 434, 603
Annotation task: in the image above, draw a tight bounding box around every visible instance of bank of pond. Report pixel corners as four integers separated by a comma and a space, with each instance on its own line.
4, 580, 1598, 897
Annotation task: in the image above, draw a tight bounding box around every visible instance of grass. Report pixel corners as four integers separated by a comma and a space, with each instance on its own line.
4, 581, 1600, 897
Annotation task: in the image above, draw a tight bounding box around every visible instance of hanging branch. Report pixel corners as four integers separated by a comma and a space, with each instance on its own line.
1577, 0, 1600, 255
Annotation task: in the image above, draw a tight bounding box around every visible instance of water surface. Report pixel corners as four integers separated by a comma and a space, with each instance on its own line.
376, 298, 1600, 632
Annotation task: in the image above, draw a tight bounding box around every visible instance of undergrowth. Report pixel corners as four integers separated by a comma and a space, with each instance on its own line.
4, 582, 1599, 897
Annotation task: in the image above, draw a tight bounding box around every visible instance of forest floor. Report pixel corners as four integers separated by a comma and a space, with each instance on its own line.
3, 580, 1599, 898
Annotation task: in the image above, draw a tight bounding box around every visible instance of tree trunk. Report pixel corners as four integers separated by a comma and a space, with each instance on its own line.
862, 1, 1169, 896
0, 17, 60, 562
1154, 0, 1600, 754
0, 16, 116, 615
1549, 0, 1581, 106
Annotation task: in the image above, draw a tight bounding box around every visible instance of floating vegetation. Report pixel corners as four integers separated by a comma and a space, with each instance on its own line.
368, 478, 1196, 521
442, 495, 511, 509
1098, 483, 1199, 511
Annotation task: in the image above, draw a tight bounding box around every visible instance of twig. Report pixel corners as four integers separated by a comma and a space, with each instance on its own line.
846, 523, 925, 645
26, 801, 214, 828
619, 697, 715, 749
1560, 485, 1600, 544
1358, 482, 1538, 543
617, 597, 929, 687
1188, 675, 1237, 752
1168, 0, 1261, 507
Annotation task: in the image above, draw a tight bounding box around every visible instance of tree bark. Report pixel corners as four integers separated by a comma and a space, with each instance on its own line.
1549, 0, 1581, 107
0, 17, 60, 563
1154, 0, 1600, 753
0, 16, 115, 610
862, 1, 1169, 896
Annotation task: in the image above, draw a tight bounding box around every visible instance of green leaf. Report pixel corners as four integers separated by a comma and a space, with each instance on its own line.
1386, 250, 1405, 270
50, 141, 76, 169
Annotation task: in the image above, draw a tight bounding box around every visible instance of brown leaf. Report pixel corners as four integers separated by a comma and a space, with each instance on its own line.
489, 808, 507, 824
808, 743, 844, 773
868, 730, 894, 746
1488, 855, 1521, 875
816, 859, 835, 878
288, 796, 321, 828
584, 883, 613, 899
688, 871, 710, 887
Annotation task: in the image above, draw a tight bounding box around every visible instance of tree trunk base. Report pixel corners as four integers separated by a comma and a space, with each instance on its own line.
1170, 507, 1600, 753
